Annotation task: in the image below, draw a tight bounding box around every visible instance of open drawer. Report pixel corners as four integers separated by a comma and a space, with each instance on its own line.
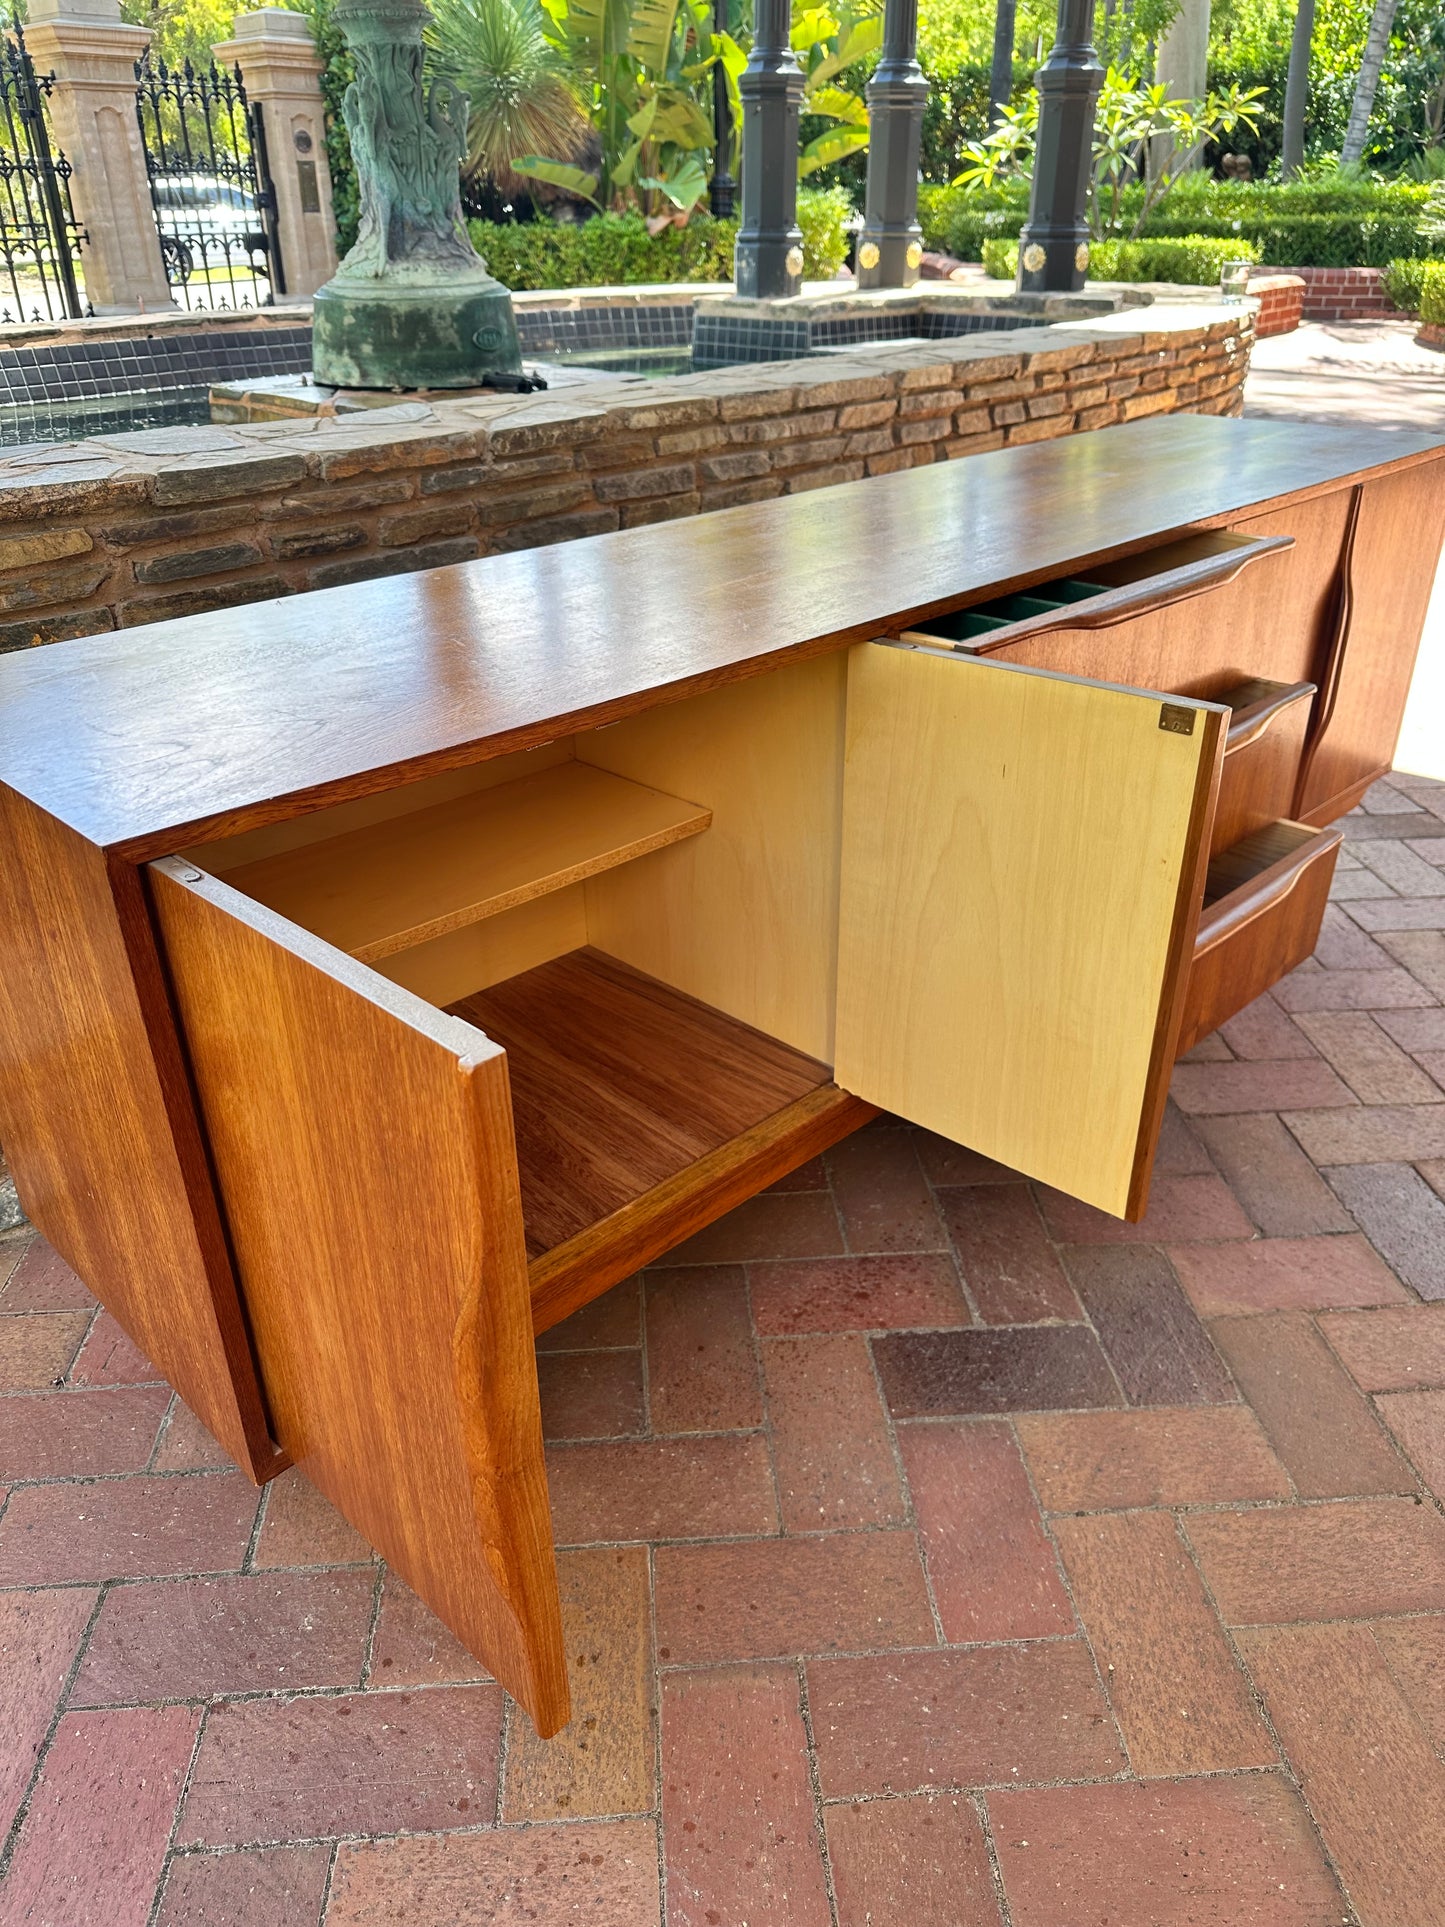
833, 642, 1226, 1220
1177, 820, 1342, 1056
897, 528, 1294, 654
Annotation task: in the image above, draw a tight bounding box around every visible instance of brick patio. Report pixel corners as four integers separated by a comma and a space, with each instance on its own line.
1, 773, 1444, 1926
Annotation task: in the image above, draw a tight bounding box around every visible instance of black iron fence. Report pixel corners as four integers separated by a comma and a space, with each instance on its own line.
134, 51, 284, 312
0, 17, 87, 325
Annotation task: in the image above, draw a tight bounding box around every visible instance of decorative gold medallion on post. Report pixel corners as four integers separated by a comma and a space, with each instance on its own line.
1075, 242, 1090, 273
785, 245, 805, 278
905, 241, 923, 270
858, 241, 881, 271
1023, 243, 1046, 274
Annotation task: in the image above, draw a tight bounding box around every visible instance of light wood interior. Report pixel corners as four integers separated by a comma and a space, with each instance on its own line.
191, 659, 852, 1273
834, 643, 1222, 1219
216, 762, 711, 964
191, 657, 846, 1062
578, 654, 847, 1064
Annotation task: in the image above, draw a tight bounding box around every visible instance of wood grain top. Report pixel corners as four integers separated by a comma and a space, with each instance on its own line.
1, 416, 1438, 856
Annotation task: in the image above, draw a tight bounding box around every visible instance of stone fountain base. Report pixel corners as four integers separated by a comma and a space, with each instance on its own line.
312, 275, 522, 391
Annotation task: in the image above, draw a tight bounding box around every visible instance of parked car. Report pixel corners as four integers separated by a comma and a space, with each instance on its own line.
149, 174, 267, 284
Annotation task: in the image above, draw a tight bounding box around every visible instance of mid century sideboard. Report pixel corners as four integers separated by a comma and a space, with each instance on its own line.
1, 415, 1441, 1736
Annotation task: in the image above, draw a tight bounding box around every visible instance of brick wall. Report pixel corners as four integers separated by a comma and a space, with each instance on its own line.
1275, 266, 1393, 322
0, 305, 1253, 654
1247, 276, 1305, 339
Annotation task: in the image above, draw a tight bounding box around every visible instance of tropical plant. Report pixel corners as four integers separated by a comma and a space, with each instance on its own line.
427, 0, 589, 187
792, 0, 882, 176
953, 67, 1265, 239
509, 0, 740, 216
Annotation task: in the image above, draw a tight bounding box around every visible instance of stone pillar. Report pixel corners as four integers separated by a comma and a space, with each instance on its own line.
24, 0, 172, 314
214, 9, 338, 299
1015, 0, 1103, 295
733, 0, 805, 300
855, 0, 928, 289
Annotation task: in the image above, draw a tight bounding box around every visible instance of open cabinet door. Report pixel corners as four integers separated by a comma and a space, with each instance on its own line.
148, 858, 569, 1736
834, 643, 1224, 1220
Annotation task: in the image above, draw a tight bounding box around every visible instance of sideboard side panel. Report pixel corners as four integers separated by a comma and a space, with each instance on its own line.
1296, 459, 1445, 823
0, 789, 277, 1476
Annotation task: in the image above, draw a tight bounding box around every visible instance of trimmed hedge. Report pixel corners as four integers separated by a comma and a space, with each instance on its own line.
925, 178, 1434, 270
1421, 263, 1445, 329
981, 234, 1261, 286
467, 188, 854, 293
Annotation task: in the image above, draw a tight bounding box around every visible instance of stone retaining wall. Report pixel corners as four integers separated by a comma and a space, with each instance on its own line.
0, 303, 1252, 653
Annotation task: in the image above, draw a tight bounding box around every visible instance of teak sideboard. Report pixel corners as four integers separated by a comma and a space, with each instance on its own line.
2, 415, 1441, 1736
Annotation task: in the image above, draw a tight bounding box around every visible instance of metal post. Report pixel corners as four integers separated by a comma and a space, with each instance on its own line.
709, 0, 735, 218
856, 0, 928, 288
733, 0, 804, 299
1015, 0, 1102, 294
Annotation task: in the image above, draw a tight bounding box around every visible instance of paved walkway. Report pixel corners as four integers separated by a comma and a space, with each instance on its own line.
0, 776, 1444, 1925
1246, 316, 1445, 432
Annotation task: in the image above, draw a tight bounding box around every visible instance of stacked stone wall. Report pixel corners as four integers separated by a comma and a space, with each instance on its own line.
0, 306, 1253, 653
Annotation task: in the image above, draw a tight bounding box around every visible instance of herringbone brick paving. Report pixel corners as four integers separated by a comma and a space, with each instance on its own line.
2, 775, 1444, 1925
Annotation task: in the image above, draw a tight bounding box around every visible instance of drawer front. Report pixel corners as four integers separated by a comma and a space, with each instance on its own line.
899, 530, 1294, 670
1177, 824, 1342, 1056
1212, 681, 1314, 855
148, 858, 568, 1737
834, 644, 1224, 1220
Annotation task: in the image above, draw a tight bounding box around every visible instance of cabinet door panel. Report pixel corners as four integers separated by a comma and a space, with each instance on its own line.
834, 645, 1223, 1219
149, 857, 568, 1737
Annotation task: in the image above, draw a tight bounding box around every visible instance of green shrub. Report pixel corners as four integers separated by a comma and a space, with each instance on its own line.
926, 176, 1434, 270
468, 187, 851, 294
796, 185, 855, 281
981, 234, 1261, 287
1383, 258, 1430, 314
1420, 263, 1445, 328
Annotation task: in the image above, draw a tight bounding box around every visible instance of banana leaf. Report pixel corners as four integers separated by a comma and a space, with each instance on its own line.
808, 84, 868, 125
626, 0, 682, 72
799, 121, 869, 173
639, 154, 709, 211
513, 156, 603, 203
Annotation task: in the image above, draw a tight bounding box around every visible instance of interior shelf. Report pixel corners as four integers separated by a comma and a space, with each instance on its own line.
447, 947, 830, 1258
224, 761, 712, 963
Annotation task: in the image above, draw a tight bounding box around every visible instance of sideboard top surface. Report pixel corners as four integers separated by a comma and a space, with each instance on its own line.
2, 415, 1440, 855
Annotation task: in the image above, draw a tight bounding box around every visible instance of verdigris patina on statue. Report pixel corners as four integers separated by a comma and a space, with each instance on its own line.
312, 0, 522, 389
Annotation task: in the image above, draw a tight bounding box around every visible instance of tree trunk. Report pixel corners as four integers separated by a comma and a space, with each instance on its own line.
1280, 0, 1316, 180
1341, 0, 1399, 164
988, 0, 1018, 129
1152, 0, 1211, 178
